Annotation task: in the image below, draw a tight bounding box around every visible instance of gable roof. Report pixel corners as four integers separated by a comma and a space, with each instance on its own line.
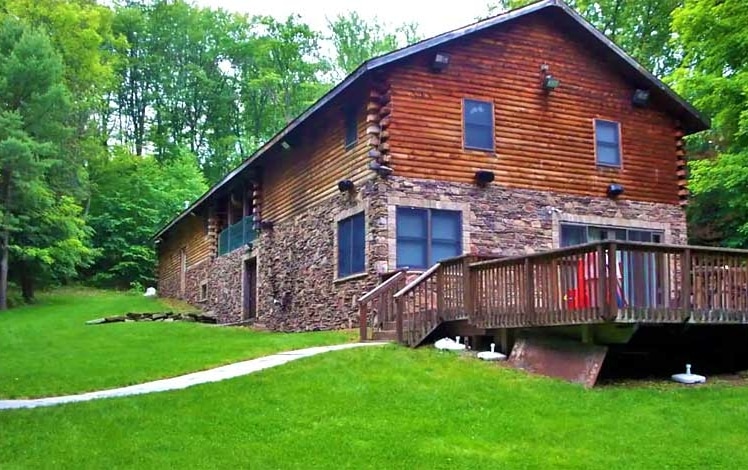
154, 0, 709, 240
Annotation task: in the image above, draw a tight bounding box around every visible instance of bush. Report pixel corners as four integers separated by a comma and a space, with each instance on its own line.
5, 282, 25, 308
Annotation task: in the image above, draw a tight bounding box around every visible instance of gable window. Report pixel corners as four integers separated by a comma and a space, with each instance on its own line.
338, 212, 365, 277
396, 208, 462, 269
463, 99, 494, 151
344, 107, 357, 150
595, 119, 621, 167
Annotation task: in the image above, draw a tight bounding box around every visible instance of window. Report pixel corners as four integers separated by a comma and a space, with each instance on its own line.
344, 107, 357, 150
560, 224, 662, 247
463, 99, 494, 151
338, 212, 365, 277
396, 208, 462, 269
595, 119, 621, 167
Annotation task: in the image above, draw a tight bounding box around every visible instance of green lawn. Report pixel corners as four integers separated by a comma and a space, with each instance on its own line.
0, 289, 354, 398
2, 346, 748, 469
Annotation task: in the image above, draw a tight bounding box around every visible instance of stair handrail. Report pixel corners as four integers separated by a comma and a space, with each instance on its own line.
393, 263, 441, 299
358, 269, 408, 341
358, 269, 407, 303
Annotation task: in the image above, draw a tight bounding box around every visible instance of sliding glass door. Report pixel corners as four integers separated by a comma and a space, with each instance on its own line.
560, 224, 663, 309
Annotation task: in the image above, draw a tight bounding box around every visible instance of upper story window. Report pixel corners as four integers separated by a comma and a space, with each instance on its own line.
344, 107, 357, 150
338, 212, 365, 277
463, 99, 494, 151
396, 208, 462, 269
595, 119, 621, 167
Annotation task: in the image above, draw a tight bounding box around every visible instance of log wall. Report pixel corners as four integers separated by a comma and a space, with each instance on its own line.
157, 215, 211, 293
262, 90, 374, 223
387, 14, 682, 205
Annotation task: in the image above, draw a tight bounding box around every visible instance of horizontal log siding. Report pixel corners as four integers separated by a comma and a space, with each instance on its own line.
158, 215, 211, 289
387, 15, 680, 205
262, 104, 372, 223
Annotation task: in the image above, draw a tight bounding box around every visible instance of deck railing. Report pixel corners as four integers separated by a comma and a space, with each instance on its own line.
358, 269, 408, 341
362, 242, 748, 346
393, 254, 497, 346
471, 241, 748, 328
218, 216, 257, 256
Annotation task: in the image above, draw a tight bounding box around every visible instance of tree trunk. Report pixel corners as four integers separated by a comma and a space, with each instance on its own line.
20, 267, 34, 303
0, 229, 8, 310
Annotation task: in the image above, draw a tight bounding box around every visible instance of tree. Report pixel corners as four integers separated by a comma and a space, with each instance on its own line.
670, 0, 748, 247
327, 12, 421, 79
86, 148, 207, 288
0, 19, 94, 307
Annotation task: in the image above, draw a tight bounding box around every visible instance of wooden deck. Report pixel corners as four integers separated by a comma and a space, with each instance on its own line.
359, 241, 748, 346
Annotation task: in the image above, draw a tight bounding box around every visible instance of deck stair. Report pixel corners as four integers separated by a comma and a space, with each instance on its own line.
359, 241, 748, 348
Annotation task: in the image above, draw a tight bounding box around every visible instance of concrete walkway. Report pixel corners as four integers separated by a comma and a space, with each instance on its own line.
0, 342, 386, 410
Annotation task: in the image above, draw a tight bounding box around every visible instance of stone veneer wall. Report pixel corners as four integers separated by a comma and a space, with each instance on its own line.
256, 180, 387, 331
160, 175, 686, 329
380, 176, 686, 268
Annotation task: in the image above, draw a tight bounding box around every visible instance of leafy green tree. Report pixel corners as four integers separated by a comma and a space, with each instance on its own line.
0, 19, 94, 307
86, 148, 207, 288
670, 0, 748, 247
327, 12, 421, 79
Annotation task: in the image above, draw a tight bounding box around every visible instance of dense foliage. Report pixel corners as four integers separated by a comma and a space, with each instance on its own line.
0, 0, 744, 307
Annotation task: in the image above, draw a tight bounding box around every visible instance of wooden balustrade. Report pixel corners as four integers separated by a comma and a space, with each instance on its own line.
471, 241, 748, 329
360, 243, 748, 347
358, 269, 407, 341
392, 254, 496, 346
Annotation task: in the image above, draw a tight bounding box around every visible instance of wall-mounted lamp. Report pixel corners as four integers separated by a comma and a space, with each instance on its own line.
607, 183, 624, 198
540, 64, 560, 91
259, 220, 275, 230
474, 170, 495, 187
431, 52, 450, 72
280, 140, 291, 150
632, 89, 650, 108
337, 179, 354, 193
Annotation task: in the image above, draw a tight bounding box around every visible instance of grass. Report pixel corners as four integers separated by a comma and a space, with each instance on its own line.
2, 346, 748, 469
0, 288, 354, 398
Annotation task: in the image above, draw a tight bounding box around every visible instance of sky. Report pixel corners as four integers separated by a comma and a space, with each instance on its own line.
190, 0, 495, 37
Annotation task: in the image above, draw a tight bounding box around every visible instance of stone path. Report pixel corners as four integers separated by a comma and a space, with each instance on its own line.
0, 342, 386, 410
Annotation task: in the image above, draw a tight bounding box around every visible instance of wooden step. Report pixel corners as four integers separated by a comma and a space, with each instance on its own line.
382, 321, 410, 330
372, 330, 398, 341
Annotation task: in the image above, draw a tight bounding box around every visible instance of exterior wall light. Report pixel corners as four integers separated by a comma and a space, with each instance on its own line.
607, 183, 624, 198
280, 141, 291, 150
540, 64, 559, 91
632, 89, 650, 107
475, 170, 495, 187
431, 53, 450, 72
543, 74, 560, 91
337, 179, 354, 192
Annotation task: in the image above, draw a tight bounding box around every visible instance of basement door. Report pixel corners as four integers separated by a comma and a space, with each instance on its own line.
243, 258, 257, 320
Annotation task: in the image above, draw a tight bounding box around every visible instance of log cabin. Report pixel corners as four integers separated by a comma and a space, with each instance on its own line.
155, 0, 748, 383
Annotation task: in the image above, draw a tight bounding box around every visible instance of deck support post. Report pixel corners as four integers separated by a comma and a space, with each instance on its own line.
395, 296, 404, 344
606, 242, 618, 320
436, 266, 445, 315
596, 244, 606, 319
525, 258, 535, 324
462, 256, 473, 317
581, 324, 594, 344
359, 303, 368, 341
682, 248, 691, 315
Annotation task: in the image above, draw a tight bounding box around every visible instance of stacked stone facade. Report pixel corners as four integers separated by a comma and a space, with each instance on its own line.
159, 175, 686, 331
